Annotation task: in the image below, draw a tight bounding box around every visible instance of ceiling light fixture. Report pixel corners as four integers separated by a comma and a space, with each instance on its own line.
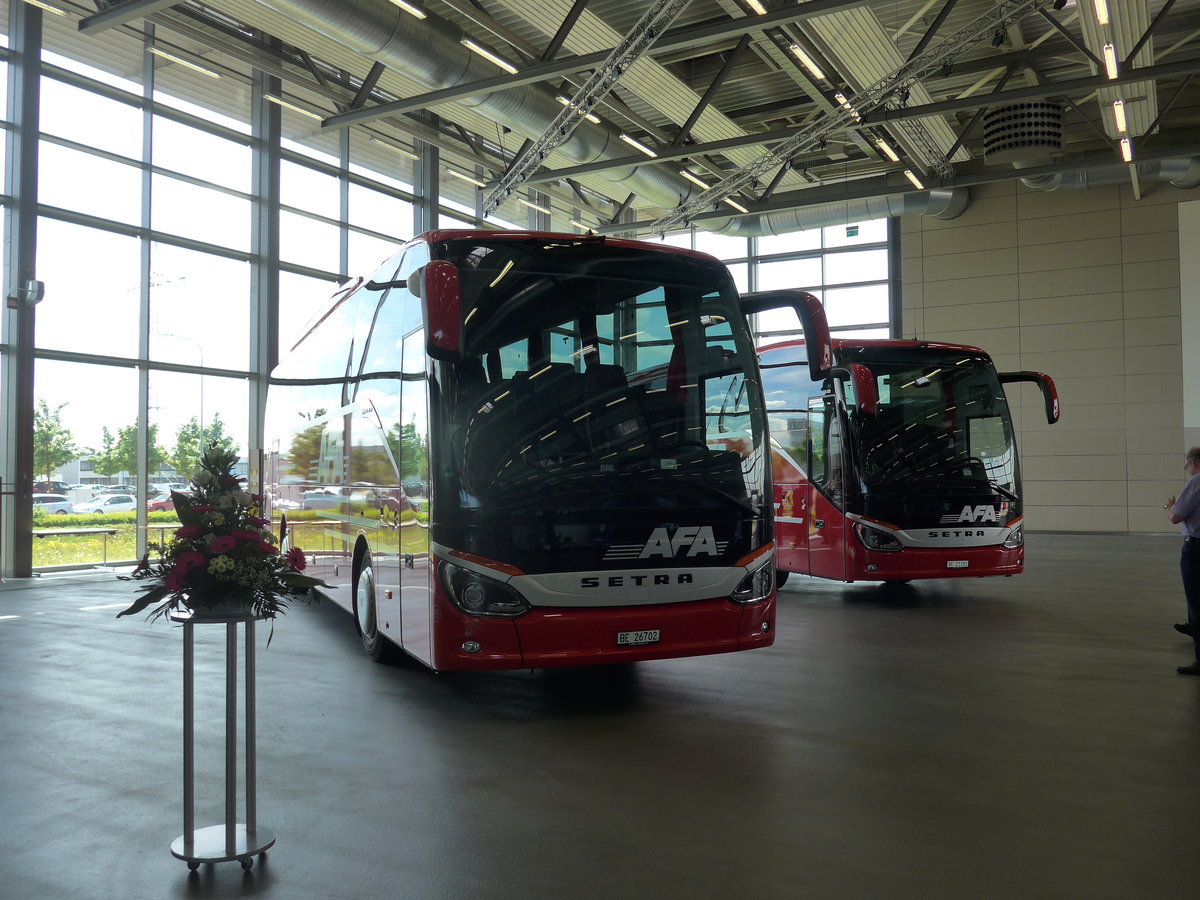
519, 198, 551, 215
461, 38, 519, 75
21, 0, 68, 15
446, 168, 487, 187
555, 95, 601, 124
904, 169, 925, 190
1120, 137, 1133, 162
679, 169, 710, 189
367, 135, 419, 160
723, 197, 749, 213
788, 44, 826, 81
569, 219, 591, 231
148, 47, 221, 79
875, 139, 901, 162
1092, 0, 1110, 26
744, 0, 768, 13
834, 92, 862, 121
1112, 99, 1127, 133
620, 134, 659, 158
386, 0, 427, 19
263, 94, 324, 121
1102, 42, 1119, 80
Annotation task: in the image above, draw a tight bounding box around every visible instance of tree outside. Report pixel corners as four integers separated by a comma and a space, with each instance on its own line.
170, 412, 239, 478
33, 399, 85, 483
93, 423, 168, 479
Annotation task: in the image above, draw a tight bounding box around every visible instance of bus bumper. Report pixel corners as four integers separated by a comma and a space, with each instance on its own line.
847, 543, 1023, 582
430, 595, 776, 670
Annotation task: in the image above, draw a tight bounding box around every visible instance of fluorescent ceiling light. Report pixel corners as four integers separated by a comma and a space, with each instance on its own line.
745, 0, 768, 13
679, 169, 709, 189
461, 38, 518, 75
519, 198, 551, 215
834, 92, 861, 121
21, 0, 68, 15
723, 197, 749, 213
788, 44, 825, 81
386, 0, 427, 18
569, 219, 591, 230
1102, 42, 1119, 80
620, 134, 658, 158
263, 94, 324, 121
1120, 137, 1133, 162
446, 167, 487, 187
903, 169, 925, 190
556, 96, 601, 124
148, 47, 221, 79
1092, 0, 1110, 26
1112, 99, 1127, 133
367, 135, 419, 160
875, 139, 900, 162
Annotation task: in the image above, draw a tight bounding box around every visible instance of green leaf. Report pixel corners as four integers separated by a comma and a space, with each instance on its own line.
117, 585, 170, 618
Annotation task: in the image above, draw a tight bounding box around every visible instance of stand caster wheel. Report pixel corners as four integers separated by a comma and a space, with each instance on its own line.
187, 861, 200, 872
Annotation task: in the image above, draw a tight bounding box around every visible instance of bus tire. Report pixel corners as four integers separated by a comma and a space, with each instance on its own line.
775, 570, 790, 588
354, 554, 394, 663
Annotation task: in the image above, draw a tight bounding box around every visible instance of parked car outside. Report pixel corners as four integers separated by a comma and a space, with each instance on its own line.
32, 493, 73, 515
74, 494, 137, 514
147, 492, 176, 512
33, 480, 72, 495
99, 484, 136, 494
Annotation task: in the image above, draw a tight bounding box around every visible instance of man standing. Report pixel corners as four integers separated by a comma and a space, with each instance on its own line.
1165, 447, 1200, 675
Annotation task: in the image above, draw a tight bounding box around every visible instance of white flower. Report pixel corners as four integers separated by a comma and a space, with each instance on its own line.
193, 470, 215, 486
234, 490, 253, 506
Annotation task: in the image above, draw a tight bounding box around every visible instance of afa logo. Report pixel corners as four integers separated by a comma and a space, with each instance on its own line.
602, 526, 729, 561
939, 505, 1000, 525
639, 525, 721, 558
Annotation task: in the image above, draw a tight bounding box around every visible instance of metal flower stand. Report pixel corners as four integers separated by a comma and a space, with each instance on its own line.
169, 609, 276, 871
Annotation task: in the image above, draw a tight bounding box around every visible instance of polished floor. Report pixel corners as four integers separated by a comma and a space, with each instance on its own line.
1, 532, 1198, 899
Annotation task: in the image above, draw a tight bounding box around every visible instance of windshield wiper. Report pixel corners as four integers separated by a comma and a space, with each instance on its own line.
989, 480, 1018, 502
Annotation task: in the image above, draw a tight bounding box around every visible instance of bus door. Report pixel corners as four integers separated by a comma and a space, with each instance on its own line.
770, 411, 810, 576
398, 327, 433, 666
806, 393, 848, 581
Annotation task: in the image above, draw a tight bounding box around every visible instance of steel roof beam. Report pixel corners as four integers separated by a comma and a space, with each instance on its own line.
320, 0, 871, 131
78, 0, 180, 35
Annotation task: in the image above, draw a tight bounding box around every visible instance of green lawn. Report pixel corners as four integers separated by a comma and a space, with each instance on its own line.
30, 511, 181, 567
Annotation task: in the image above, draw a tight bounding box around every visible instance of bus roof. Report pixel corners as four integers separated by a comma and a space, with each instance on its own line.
757, 336, 991, 358
415, 229, 725, 264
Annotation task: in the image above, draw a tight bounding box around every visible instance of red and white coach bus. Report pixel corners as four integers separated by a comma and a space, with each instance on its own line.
264, 230, 819, 670
755, 303, 1059, 586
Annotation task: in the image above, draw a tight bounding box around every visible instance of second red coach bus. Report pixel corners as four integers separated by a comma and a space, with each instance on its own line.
756, 313, 1059, 585
264, 231, 825, 670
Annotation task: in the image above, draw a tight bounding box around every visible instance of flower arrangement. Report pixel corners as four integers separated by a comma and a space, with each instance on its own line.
119, 444, 325, 621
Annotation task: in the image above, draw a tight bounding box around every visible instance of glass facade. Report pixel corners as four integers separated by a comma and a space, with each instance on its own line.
0, 1, 896, 576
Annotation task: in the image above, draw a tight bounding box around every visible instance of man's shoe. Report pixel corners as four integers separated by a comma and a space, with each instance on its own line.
1177, 663, 1200, 676
1175, 623, 1192, 636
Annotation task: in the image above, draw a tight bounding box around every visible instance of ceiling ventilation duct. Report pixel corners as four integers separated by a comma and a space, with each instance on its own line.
1019, 158, 1200, 191
704, 188, 970, 237
983, 102, 1065, 165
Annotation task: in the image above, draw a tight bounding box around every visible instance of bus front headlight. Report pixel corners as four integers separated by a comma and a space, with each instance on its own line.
731, 563, 773, 604
1002, 524, 1023, 549
440, 562, 531, 618
853, 522, 903, 552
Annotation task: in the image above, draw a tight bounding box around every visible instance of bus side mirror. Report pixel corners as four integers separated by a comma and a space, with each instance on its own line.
740, 289, 833, 382
843, 363, 878, 415
421, 260, 461, 360
998, 370, 1060, 424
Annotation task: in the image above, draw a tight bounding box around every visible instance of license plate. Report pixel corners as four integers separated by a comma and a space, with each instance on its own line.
946, 560, 969, 569
617, 629, 660, 646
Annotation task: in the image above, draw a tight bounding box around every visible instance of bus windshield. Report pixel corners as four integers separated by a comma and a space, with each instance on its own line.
434, 235, 767, 524
844, 346, 1018, 498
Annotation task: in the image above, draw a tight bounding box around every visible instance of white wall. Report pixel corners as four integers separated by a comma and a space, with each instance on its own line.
901, 176, 1192, 533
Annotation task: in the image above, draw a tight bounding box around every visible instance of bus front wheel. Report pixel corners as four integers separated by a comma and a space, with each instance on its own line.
775, 570, 790, 588
354, 554, 394, 663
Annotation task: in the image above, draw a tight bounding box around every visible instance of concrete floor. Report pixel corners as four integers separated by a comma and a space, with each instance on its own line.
1, 532, 1199, 899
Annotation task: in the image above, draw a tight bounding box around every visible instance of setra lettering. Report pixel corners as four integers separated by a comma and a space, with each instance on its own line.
580, 573, 695, 588
927, 530, 986, 538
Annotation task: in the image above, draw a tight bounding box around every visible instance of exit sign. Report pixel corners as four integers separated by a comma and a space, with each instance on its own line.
846, 225, 859, 237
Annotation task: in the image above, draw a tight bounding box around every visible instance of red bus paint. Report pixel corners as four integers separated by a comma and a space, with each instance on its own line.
757, 330, 1058, 585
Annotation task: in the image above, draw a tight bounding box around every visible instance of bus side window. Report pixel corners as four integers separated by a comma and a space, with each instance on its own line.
809, 395, 843, 503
